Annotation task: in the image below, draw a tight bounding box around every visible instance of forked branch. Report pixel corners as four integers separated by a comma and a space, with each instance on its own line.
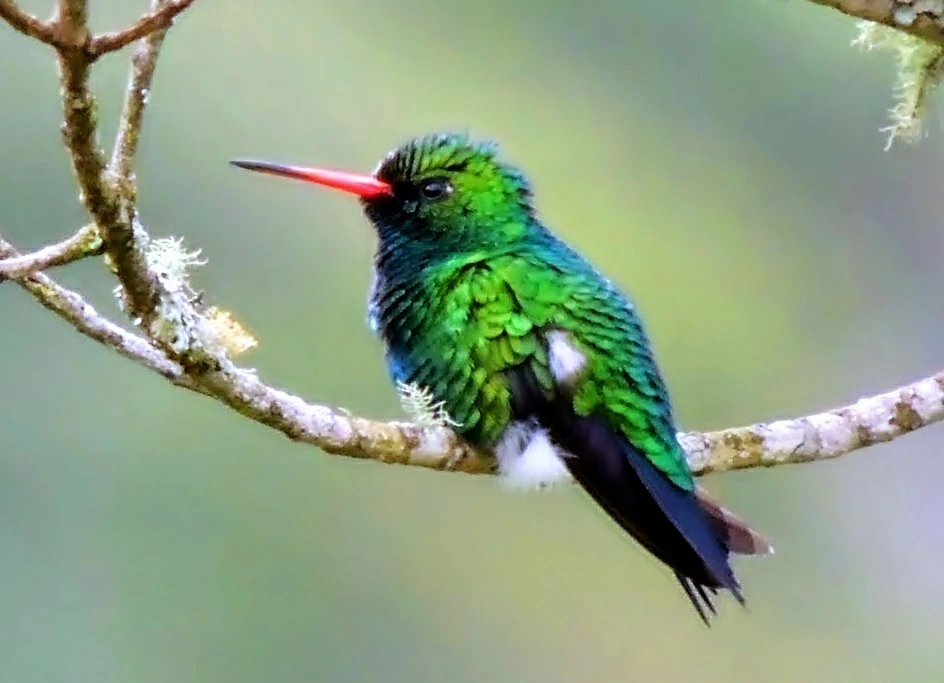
0, 0, 59, 46
0, 0, 194, 56
89, 0, 196, 57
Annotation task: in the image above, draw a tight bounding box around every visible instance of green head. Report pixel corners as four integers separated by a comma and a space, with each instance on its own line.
231, 133, 540, 252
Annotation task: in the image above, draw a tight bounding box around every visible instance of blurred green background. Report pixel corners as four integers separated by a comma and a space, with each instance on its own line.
3, 1, 944, 681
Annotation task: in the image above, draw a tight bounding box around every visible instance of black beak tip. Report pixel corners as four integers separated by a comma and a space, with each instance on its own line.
229, 159, 258, 172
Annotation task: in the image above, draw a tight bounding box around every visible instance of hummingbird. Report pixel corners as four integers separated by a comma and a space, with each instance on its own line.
231, 132, 772, 624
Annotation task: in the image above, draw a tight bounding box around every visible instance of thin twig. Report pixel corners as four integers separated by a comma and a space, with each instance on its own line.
1, 238, 188, 384
89, 0, 195, 57
98, 0, 218, 366
0, 0, 60, 46
53, 0, 162, 330
110, 0, 177, 193
4, 232, 942, 478
0, 225, 100, 280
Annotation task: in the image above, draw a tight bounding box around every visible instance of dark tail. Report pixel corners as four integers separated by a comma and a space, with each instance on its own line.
547, 413, 771, 625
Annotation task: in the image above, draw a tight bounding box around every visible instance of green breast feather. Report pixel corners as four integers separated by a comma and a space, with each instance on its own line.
393, 246, 694, 492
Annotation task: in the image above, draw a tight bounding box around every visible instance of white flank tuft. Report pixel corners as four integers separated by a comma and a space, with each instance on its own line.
495, 421, 572, 490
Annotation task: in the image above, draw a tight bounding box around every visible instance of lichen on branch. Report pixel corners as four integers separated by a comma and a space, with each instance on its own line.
122, 236, 257, 361
854, 20, 944, 148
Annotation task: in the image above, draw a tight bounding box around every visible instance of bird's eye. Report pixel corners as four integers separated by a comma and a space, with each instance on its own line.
420, 178, 452, 201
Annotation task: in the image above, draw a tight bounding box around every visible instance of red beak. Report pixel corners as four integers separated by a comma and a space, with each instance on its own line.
230, 159, 393, 199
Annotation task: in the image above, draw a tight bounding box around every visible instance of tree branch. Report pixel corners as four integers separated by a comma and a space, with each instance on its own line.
1, 237, 185, 382
109, 1, 174, 194
0, 225, 100, 281
53, 0, 163, 333
681, 374, 944, 474
812, 1, 944, 47
0, 0, 193, 56
2, 0, 942, 486
0, 0, 59, 46
89, 0, 195, 57
3, 234, 941, 478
